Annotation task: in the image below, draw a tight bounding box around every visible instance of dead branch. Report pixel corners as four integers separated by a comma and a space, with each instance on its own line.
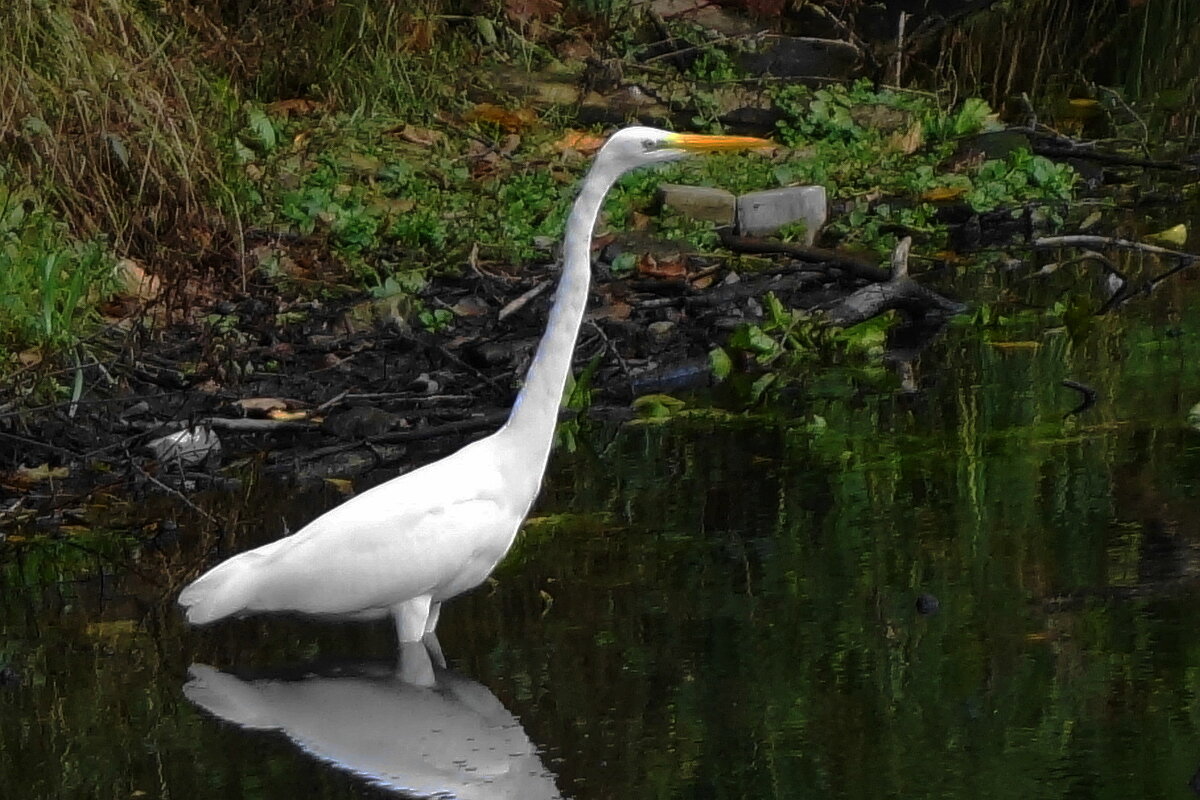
818, 237, 965, 326
718, 228, 890, 283
1032, 235, 1198, 262
1061, 379, 1099, 418
1032, 143, 1191, 171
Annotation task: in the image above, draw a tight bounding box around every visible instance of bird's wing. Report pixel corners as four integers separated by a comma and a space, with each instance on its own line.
242, 437, 519, 616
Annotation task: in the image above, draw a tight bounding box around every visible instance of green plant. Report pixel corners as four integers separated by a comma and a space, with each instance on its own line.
965, 149, 1077, 215
417, 307, 453, 333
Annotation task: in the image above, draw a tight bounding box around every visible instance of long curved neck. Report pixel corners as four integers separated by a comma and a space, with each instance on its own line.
499, 160, 618, 479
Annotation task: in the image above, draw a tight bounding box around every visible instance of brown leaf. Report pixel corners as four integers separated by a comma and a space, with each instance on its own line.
113, 258, 160, 303
919, 185, 969, 203
637, 253, 688, 280
504, 0, 561, 25
391, 124, 445, 148
324, 477, 355, 495
887, 120, 923, 155
4, 463, 70, 489
555, 130, 605, 156
16, 348, 42, 368
266, 99, 321, 117
464, 103, 538, 133
236, 397, 288, 416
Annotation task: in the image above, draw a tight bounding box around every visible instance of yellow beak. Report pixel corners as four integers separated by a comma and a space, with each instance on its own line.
668, 132, 774, 152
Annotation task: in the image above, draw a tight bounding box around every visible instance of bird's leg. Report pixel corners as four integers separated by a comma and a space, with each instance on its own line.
424, 601, 441, 635
392, 595, 433, 643
396, 640, 436, 687
423, 631, 447, 669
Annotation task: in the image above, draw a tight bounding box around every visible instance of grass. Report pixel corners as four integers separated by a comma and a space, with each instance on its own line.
0, 0, 1091, 384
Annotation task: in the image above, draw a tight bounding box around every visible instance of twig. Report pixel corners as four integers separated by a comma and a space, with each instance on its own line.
1032, 235, 1197, 261
588, 321, 633, 400
499, 280, 551, 321
718, 228, 891, 283
126, 450, 217, 523
890, 236, 912, 279
1061, 379, 1098, 419
0, 430, 83, 460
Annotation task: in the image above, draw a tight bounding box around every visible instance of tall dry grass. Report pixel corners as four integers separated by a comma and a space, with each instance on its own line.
0, 0, 238, 272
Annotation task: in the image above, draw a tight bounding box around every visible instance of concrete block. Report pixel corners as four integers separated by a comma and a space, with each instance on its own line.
659, 184, 737, 227
737, 186, 827, 244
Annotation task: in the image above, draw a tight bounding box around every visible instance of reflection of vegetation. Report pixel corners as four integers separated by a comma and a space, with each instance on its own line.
3, 298, 1200, 798
939, 0, 1200, 139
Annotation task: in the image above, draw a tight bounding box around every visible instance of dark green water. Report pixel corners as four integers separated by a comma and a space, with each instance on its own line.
4, 278, 1200, 799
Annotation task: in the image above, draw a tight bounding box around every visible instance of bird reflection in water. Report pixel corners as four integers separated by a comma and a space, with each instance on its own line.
183, 641, 562, 800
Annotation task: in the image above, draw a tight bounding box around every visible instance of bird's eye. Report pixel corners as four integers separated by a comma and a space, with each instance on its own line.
642, 139, 663, 152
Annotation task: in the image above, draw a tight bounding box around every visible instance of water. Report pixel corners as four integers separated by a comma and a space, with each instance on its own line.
3, 267, 1200, 798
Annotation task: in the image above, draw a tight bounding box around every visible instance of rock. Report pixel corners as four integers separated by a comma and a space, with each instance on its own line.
736, 186, 828, 243
408, 373, 440, 395
915, 593, 941, 616
322, 407, 402, 440
849, 104, 915, 134
737, 35, 861, 80
465, 341, 513, 368
146, 426, 221, 466
659, 184, 736, 226
647, 320, 676, 339
1187, 402, 1200, 432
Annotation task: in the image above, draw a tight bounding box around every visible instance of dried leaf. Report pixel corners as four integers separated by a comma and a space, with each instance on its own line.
10, 463, 70, 486
16, 348, 42, 367
236, 397, 288, 416
919, 185, 969, 203
392, 124, 445, 147
464, 103, 537, 133
887, 120, 923, 155
268, 409, 310, 422
85, 620, 138, 638
504, 0, 562, 25
555, 130, 605, 156
324, 477, 355, 495
113, 258, 160, 302
637, 253, 688, 280
266, 98, 321, 117
1146, 223, 1187, 246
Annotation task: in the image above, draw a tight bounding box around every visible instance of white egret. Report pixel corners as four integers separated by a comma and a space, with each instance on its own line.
185, 645, 562, 798
178, 126, 768, 645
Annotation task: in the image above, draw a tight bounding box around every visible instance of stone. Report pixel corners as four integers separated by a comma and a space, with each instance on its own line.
146, 426, 221, 466
659, 183, 736, 227
736, 186, 828, 243
737, 35, 862, 80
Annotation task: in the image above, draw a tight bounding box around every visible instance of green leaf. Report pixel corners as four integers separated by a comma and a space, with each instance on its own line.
246, 107, 277, 151
709, 347, 733, 382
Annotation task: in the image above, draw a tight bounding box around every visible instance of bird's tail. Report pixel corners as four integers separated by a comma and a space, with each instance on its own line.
183, 664, 277, 730
177, 551, 261, 624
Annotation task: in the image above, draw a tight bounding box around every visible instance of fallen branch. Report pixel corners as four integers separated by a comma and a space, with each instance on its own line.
1032, 235, 1198, 262
718, 228, 890, 283
1032, 143, 1191, 172
1061, 379, 1098, 418
818, 237, 965, 326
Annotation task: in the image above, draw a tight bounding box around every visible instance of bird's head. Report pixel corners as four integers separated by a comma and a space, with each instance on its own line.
597, 126, 772, 173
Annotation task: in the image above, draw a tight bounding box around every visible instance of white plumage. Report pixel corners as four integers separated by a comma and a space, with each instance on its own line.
184, 646, 563, 799
178, 126, 768, 645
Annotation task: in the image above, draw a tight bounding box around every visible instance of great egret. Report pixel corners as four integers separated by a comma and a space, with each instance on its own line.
178, 126, 768, 645
184, 646, 562, 798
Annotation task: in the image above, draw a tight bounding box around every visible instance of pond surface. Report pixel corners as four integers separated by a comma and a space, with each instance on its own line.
3, 270, 1200, 798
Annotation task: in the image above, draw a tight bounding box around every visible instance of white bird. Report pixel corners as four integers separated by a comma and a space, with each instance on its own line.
177, 126, 768, 646
184, 644, 562, 799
